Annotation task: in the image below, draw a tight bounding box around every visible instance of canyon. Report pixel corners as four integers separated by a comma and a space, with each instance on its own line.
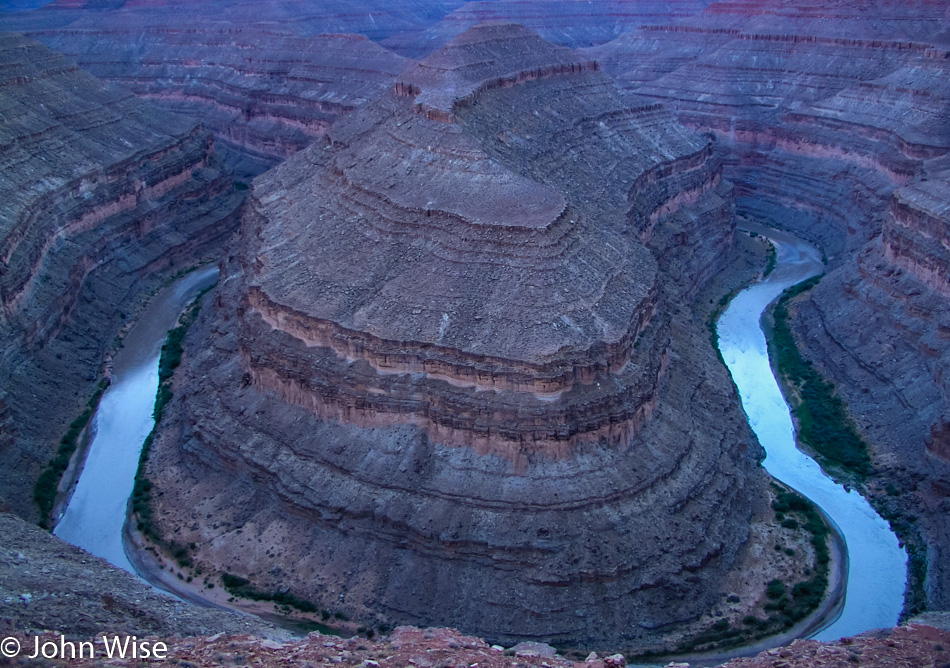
584, 0, 950, 613
140, 22, 774, 651
0, 32, 241, 524
0, 0, 949, 665
0, 0, 453, 176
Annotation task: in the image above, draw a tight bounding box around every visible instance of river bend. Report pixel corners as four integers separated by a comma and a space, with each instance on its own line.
52, 232, 907, 643
716, 225, 906, 640
54, 266, 219, 572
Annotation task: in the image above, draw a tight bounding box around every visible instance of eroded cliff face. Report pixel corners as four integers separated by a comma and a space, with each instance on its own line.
790, 173, 950, 608
0, 1, 463, 176
144, 24, 768, 649
0, 33, 241, 520
35, 30, 409, 178
588, 0, 950, 609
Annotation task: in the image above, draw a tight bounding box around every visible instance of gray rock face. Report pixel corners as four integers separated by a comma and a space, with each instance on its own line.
586, 0, 950, 609
144, 24, 767, 649
790, 175, 950, 608
0, 0, 463, 177
0, 513, 279, 638
0, 33, 241, 520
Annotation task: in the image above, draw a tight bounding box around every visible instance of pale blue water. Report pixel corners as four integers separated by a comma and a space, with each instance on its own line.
716, 227, 906, 639
54, 265, 219, 573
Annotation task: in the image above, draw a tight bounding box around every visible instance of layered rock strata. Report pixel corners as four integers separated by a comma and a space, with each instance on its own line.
790, 172, 950, 608
0, 0, 467, 176
37, 30, 409, 177
0, 0, 717, 175
590, 0, 950, 252
378, 0, 715, 58
584, 0, 950, 609
0, 33, 241, 519
146, 24, 766, 648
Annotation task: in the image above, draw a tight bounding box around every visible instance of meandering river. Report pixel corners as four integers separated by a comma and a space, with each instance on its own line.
54, 229, 906, 643
716, 224, 907, 640
54, 265, 219, 572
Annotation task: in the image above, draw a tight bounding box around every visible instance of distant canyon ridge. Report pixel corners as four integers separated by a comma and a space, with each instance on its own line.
0, 0, 949, 653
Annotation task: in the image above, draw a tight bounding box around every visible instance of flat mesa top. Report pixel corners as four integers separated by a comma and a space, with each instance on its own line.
895, 174, 950, 220
332, 106, 568, 230
246, 24, 672, 366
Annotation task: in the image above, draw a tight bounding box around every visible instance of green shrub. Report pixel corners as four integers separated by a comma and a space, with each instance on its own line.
221, 573, 319, 614
34, 378, 110, 528
766, 579, 785, 600
769, 277, 872, 478
133, 283, 214, 544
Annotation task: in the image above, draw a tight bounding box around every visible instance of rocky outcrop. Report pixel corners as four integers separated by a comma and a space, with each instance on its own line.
143, 23, 769, 650
0, 33, 241, 520
0, 513, 280, 639
5, 612, 948, 668
884, 174, 950, 296
720, 616, 950, 668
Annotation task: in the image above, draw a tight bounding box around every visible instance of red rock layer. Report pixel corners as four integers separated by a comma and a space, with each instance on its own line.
0, 33, 242, 519
146, 24, 765, 649
8, 620, 950, 668
884, 174, 950, 295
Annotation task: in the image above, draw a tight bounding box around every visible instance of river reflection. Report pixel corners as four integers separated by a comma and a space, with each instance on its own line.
54, 266, 219, 573
716, 225, 906, 639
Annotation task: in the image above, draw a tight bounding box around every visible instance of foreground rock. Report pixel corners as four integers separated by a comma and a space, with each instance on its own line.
143, 23, 773, 651
0, 513, 279, 639
0, 33, 241, 521
4, 617, 949, 668
720, 618, 950, 668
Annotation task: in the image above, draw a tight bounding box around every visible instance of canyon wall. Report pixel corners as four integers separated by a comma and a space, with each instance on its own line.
0, 33, 241, 521
377, 0, 714, 58
0, 1, 720, 176
587, 0, 950, 609
0, 1, 464, 176
143, 24, 768, 650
